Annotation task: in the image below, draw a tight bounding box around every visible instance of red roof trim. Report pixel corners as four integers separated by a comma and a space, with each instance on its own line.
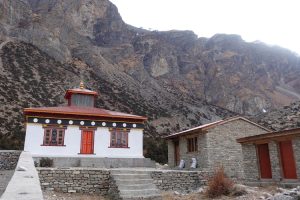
64, 89, 98, 99
237, 127, 300, 143
24, 107, 147, 121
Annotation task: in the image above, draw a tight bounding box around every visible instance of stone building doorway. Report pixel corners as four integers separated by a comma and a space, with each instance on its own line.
257, 143, 272, 179
81, 130, 94, 154
174, 140, 180, 166
279, 140, 297, 179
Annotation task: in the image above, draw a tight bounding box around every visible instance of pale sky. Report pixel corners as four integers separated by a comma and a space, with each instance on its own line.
110, 0, 300, 55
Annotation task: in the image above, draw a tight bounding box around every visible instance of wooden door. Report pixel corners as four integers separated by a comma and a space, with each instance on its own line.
257, 143, 272, 179
81, 130, 94, 154
174, 140, 180, 166
279, 140, 297, 179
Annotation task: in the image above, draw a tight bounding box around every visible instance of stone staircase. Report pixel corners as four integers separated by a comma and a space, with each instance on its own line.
111, 169, 162, 200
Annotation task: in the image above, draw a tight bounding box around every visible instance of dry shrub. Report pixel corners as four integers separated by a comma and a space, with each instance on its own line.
205, 166, 234, 198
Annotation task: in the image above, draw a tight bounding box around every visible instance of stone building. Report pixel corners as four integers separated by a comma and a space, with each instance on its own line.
165, 117, 269, 179
237, 128, 300, 184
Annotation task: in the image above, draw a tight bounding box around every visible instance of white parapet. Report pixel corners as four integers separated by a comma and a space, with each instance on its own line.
1, 151, 43, 200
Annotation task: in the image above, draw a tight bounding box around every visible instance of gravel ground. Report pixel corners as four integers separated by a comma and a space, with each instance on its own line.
43, 191, 108, 200
0, 170, 14, 196
43, 185, 280, 200
161, 185, 279, 200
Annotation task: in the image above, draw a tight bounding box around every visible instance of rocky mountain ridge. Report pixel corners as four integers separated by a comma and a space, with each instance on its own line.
0, 0, 300, 149
255, 101, 300, 131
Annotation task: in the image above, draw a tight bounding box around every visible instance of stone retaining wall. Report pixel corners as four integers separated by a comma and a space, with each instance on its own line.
38, 168, 209, 195
0, 150, 21, 170
37, 168, 112, 195
150, 170, 208, 192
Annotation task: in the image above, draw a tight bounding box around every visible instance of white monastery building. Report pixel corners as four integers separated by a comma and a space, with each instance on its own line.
24, 82, 147, 159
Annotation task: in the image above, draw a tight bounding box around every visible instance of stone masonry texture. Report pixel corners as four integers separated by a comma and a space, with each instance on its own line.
292, 137, 300, 179
206, 119, 267, 179
37, 168, 209, 196
167, 119, 267, 179
0, 150, 21, 170
241, 144, 259, 181
168, 133, 208, 170
241, 137, 300, 183
269, 141, 281, 181
150, 171, 208, 192
37, 168, 111, 195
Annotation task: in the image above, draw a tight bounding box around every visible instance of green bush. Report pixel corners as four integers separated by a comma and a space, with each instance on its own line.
143, 137, 168, 164
39, 157, 53, 167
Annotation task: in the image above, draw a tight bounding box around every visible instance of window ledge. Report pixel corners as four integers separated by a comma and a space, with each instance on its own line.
108, 146, 130, 149
186, 151, 198, 154
41, 144, 66, 147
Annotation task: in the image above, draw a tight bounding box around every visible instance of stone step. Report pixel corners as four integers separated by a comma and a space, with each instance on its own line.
114, 178, 154, 185
111, 169, 162, 200
118, 183, 157, 190
111, 169, 153, 175
113, 173, 150, 179
122, 194, 162, 200
119, 188, 161, 197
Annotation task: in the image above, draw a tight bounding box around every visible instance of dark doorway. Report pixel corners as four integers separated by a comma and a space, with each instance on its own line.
174, 140, 180, 166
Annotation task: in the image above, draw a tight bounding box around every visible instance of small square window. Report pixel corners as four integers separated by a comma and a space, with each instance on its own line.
110, 128, 129, 148
187, 137, 198, 152
43, 127, 65, 146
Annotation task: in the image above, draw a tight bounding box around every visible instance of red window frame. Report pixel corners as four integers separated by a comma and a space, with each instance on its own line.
109, 128, 129, 148
42, 126, 66, 146
187, 136, 198, 152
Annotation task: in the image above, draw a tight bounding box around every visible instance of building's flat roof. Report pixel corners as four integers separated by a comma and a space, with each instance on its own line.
237, 127, 300, 144
164, 116, 270, 139
24, 106, 147, 121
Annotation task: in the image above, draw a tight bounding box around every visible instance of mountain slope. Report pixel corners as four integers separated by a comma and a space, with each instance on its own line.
255, 101, 300, 131
0, 39, 234, 149
0, 0, 300, 149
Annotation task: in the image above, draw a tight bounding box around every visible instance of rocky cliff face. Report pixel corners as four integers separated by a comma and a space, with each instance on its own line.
255, 101, 300, 131
0, 0, 300, 148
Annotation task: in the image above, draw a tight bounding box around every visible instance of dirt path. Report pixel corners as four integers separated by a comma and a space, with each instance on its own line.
276, 77, 300, 100
43, 191, 107, 200
276, 85, 300, 100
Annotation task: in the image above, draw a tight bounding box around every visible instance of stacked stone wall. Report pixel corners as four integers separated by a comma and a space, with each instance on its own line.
37, 168, 112, 195
0, 150, 21, 170
150, 171, 208, 192
292, 137, 300, 179
38, 168, 209, 195
207, 120, 267, 179
269, 141, 281, 181
241, 144, 259, 181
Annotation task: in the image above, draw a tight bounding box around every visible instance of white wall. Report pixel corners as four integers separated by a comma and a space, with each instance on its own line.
24, 123, 144, 158
94, 127, 144, 158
